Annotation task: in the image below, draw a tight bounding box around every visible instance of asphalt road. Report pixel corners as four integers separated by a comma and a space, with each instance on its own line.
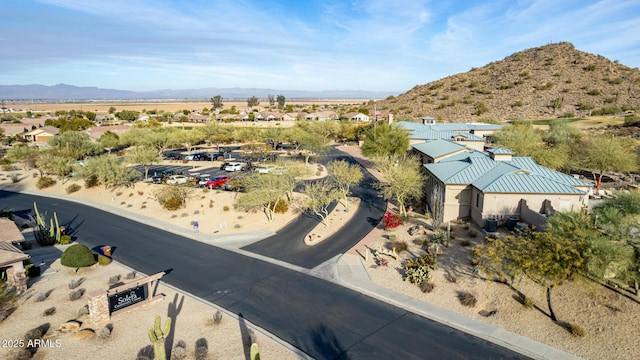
1, 190, 525, 359
242, 160, 386, 269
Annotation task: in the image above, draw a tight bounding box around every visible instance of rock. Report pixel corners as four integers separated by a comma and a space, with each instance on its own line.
60, 320, 82, 332
74, 328, 95, 339
408, 225, 428, 236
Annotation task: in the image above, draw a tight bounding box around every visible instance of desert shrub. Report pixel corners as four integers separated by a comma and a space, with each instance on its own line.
392, 240, 408, 253
449, 230, 457, 239
59, 235, 72, 244
43, 307, 56, 316
523, 296, 535, 309
444, 272, 457, 283
234, 224, 242, 229
36, 176, 56, 189
65, 184, 82, 194
60, 244, 95, 268
77, 304, 89, 316
172, 340, 187, 360
0, 209, 15, 220
584, 63, 597, 71
108, 275, 121, 285
34, 292, 48, 302
273, 199, 288, 214
460, 239, 472, 247
98, 255, 112, 266
559, 111, 575, 118
98, 324, 113, 339
68, 277, 85, 289
420, 281, 435, 293
24, 326, 43, 341
128, 192, 134, 197
125, 271, 136, 280
68, 289, 84, 301
223, 205, 230, 212
213, 310, 223, 325
432, 231, 448, 245
468, 229, 478, 238
84, 175, 98, 188
457, 291, 477, 307
154, 185, 192, 211
10, 173, 20, 183
624, 114, 640, 127
568, 323, 587, 337
194, 338, 208, 360
11, 348, 32, 360
24, 263, 41, 278
209, 199, 214, 208
403, 255, 432, 284
587, 89, 601, 96
382, 212, 403, 229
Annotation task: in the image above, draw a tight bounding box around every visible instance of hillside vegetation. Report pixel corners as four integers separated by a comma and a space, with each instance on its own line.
379, 42, 640, 122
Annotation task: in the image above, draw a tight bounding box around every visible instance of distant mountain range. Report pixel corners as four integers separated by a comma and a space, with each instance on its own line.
0, 83, 397, 100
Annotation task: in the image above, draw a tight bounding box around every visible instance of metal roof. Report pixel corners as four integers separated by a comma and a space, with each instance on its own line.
487, 147, 515, 155
423, 150, 591, 194
412, 139, 467, 158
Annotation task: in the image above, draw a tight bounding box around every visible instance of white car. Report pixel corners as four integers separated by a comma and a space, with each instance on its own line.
224, 162, 244, 172
165, 175, 188, 185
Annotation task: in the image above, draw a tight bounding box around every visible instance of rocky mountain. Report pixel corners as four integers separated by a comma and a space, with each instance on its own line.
379, 42, 640, 122
0, 84, 396, 101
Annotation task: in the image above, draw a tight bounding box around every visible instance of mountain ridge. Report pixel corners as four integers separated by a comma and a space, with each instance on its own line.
378, 42, 640, 122
0, 83, 397, 100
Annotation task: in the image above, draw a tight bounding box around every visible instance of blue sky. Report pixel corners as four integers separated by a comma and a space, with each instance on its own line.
1, 0, 639, 93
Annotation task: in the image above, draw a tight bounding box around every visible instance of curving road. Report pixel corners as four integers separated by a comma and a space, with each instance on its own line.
0, 189, 525, 359
242, 148, 386, 269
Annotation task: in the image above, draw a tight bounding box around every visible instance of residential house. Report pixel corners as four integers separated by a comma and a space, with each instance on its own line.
21, 126, 59, 143
305, 111, 338, 121
188, 113, 211, 123
340, 112, 371, 122
0, 218, 29, 294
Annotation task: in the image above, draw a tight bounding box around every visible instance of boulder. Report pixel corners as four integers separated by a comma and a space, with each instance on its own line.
74, 328, 95, 339
408, 225, 428, 236
59, 320, 82, 332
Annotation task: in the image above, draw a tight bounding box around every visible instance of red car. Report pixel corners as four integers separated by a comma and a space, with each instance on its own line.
206, 175, 231, 189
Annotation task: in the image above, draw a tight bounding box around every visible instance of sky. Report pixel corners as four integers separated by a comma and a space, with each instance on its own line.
1, 0, 639, 93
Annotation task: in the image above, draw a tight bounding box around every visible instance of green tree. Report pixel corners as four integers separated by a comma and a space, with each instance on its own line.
267, 94, 275, 107
36, 150, 74, 182
276, 94, 286, 109
247, 96, 259, 107
576, 135, 638, 189
175, 130, 205, 155
108, 106, 116, 114
374, 155, 426, 216
211, 95, 223, 109
116, 110, 140, 122
303, 179, 340, 226
361, 122, 409, 159
493, 122, 569, 170
236, 173, 289, 222
126, 146, 162, 179
98, 131, 120, 153
295, 129, 328, 164
78, 154, 140, 189
327, 160, 363, 209
5, 144, 40, 169
47, 130, 97, 159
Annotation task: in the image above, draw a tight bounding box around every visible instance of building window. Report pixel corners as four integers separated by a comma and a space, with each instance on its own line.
476, 193, 480, 208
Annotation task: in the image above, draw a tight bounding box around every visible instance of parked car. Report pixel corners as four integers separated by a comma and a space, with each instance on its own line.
206, 175, 231, 189
197, 174, 211, 187
165, 175, 188, 185
224, 162, 244, 172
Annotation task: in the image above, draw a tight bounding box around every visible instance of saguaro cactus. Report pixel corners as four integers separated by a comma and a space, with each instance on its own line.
148, 315, 171, 360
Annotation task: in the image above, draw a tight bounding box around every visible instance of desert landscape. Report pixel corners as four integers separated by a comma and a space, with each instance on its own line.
0, 145, 639, 359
